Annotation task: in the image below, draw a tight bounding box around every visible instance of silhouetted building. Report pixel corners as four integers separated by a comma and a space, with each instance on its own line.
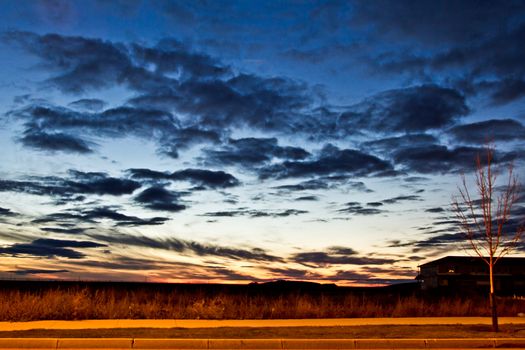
417, 256, 525, 294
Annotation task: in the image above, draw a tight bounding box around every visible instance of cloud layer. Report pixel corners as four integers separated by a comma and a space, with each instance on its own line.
0, 1, 524, 284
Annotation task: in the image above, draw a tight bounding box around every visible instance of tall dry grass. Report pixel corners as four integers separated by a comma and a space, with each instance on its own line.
0, 286, 523, 321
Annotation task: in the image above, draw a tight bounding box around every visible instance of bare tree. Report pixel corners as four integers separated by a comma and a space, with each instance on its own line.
452, 146, 523, 332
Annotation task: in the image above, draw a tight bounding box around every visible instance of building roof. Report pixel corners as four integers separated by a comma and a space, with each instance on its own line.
418, 255, 525, 268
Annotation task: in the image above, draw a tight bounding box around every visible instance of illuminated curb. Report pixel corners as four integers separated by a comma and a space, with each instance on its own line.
0, 338, 524, 349
0, 338, 57, 349
133, 339, 208, 349
57, 338, 132, 349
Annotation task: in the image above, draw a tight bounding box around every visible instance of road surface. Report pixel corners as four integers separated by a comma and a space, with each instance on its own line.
0, 317, 524, 331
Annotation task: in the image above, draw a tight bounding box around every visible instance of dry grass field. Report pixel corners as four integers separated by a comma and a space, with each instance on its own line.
0, 280, 524, 321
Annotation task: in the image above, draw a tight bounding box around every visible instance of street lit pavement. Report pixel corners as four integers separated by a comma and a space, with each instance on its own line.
0, 317, 524, 331
0, 318, 525, 349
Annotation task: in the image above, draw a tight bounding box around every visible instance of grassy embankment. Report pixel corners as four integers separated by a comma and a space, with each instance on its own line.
0, 280, 523, 321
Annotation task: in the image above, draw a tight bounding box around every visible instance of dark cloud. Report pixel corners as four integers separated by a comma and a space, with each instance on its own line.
362, 134, 438, 156
432, 219, 461, 226
2, 31, 133, 93
338, 202, 383, 216
3, 31, 480, 160
10, 268, 69, 275
202, 208, 308, 218
393, 144, 488, 174
328, 246, 359, 255
365, 11, 525, 105
434, 24, 525, 84
9, 104, 178, 138
157, 127, 222, 159
40, 227, 86, 234
32, 212, 91, 225
0, 207, 16, 217
387, 239, 418, 249
64, 175, 141, 196
331, 271, 414, 284
325, 177, 374, 193
81, 207, 169, 227
131, 38, 230, 80
425, 207, 445, 213
382, 195, 421, 204
292, 247, 395, 267
126, 73, 317, 134
274, 177, 371, 193
403, 176, 429, 183
0, 171, 140, 198
170, 169, 240, 189
89, 232, 182, 251
30, 238, 105, 248
88, 233, 283, 262
413, 203, 525, 251
134, 186, 186, 212
449, 119, 525, 144
2, 30, 224, 95
207, 266, 255, 281
19, 129, 94, 154
125, 93, 182, 112
406, 255, 427, 262
0, 179, 70, 197
3, 31, 324, 139
74, 256, 172, 271
361, 266, 417, 278
112, 217, 168, 227
32, 206, 169, 227
295, 195, 319, 201
7, 103, 182, 156
273, 179, 330, 192
0, 238, 105, 259
10, 31, 456, 153
413, 233, 465, 248
190, 243, 280, 261
126, 168, 172, 181
128, 168, 240, 189
396, 205, 524, 251
266, 267, 318, 280
328, 270, 372, 281
67, 170, 107, 180
204, 137, 310, 167
68, 98, 106, 111
340, 85, 468, 133
171, 75, 316, 133
260, 144, 392, 179
366, 202, 383, 207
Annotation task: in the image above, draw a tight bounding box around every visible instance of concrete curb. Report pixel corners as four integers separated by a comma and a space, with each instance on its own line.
0, 338, 524, 349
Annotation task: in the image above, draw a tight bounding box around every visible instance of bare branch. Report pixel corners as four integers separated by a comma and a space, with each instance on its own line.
451, 144, 523, 280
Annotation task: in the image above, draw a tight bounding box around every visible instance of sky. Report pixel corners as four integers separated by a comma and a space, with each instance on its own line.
0, 0, 524, 285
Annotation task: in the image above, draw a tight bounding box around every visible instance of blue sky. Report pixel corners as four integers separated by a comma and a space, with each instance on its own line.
0, 0, 524, 284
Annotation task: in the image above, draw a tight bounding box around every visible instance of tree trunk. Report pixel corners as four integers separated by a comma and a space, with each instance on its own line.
490, 292, 498, 332
489, 263, 499, 332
